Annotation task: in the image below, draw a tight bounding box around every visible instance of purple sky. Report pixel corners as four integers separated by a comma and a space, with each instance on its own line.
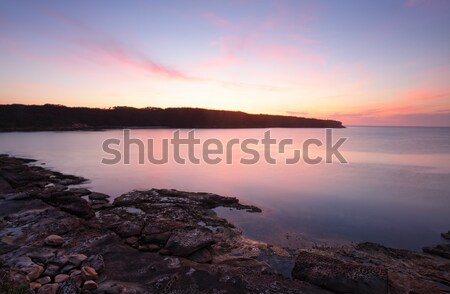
0, 0, 449, 126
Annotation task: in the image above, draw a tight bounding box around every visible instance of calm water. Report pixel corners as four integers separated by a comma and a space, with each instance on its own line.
0, 127, 449, 250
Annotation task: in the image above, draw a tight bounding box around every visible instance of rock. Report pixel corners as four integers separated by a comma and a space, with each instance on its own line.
28, 249, 55, 264
24, 263, 44, 281
82, 280, 98, 291
69, 270, 81, 278
292, 250, 388, 294
113, 220, 143, 238
58, 199, 95, 219
423, 244, 450, 259
159, 248, 172, 256
58, 281, 78, 294
138, 244, 160, 252
125, 236, 139, 245
67, 253, 88, 267
30, 282, 42, 290
37, 283, 59, 294
0, 176, 12, 192
44, 234, 64, 247
165, 228, 214, 257
81, 266, 98, 281
54, 274, 70, 283
68, 188, 91, 196
82, 255, 105, 274
441, 231, 450, 240
43, 264, 60, 278
188, 248, 212, 263
36, 275, 51, 285
140, 231, 172, 246
88, 192, 109, 201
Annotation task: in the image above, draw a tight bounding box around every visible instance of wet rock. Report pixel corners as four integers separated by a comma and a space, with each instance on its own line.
423, 244, 450, 259
292, 250, 388, 294
188, 248, 212, 263
88, 192, 109, 201
54, 274, 70, 283
37, 283, 59, 294
82, 280, 98, 291
82, 255, 105, 274
81, 266, 98, 281
165, 228, 214, 257
113, 220, 143, 238
44, 234, 64, 247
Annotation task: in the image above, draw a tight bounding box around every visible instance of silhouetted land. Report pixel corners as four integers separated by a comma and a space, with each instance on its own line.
0, 104, 343, 131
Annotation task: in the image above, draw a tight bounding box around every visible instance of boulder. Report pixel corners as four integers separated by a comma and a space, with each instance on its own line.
165, 228, 214, 257
113, 220, 144, 238
88, 192, 110, 201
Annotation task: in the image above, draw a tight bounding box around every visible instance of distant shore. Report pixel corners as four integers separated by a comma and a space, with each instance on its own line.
1, 155, 449, 293
0, 104, 344, 132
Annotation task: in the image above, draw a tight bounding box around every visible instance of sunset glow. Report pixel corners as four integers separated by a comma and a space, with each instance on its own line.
1, 0, 449, 126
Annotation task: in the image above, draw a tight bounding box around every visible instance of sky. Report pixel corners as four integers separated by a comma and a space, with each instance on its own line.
0, 0, 449, 126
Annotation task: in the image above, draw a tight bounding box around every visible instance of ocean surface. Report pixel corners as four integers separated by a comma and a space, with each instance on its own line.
0, 126, 449, 250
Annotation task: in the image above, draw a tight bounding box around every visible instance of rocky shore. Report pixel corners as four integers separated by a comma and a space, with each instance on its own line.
0, 155, 449, 293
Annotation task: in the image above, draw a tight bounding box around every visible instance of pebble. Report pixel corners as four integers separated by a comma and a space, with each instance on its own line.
54, 274, 70, 283
82, 280, 98, 291
44, 235, 64, 247
81, 266, 98, 280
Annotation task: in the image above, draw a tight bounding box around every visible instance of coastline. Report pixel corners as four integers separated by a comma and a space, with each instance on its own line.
0, 154, 449, 293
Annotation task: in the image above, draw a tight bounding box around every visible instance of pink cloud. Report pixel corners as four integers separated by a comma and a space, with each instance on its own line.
77, 38, 196, 80
45, 8, 196, 80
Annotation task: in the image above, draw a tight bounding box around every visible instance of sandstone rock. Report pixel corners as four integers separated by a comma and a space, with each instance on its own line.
37, 283, 59, 294
81, 266, 98, 281
44, 234, 64, 247
54, 274, 70, 283
82, 280, 98, 291
165, 228, 214, 257
292, 250, 388, 294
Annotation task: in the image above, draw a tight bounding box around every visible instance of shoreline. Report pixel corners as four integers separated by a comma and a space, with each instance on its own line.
0, 154, 449, 293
